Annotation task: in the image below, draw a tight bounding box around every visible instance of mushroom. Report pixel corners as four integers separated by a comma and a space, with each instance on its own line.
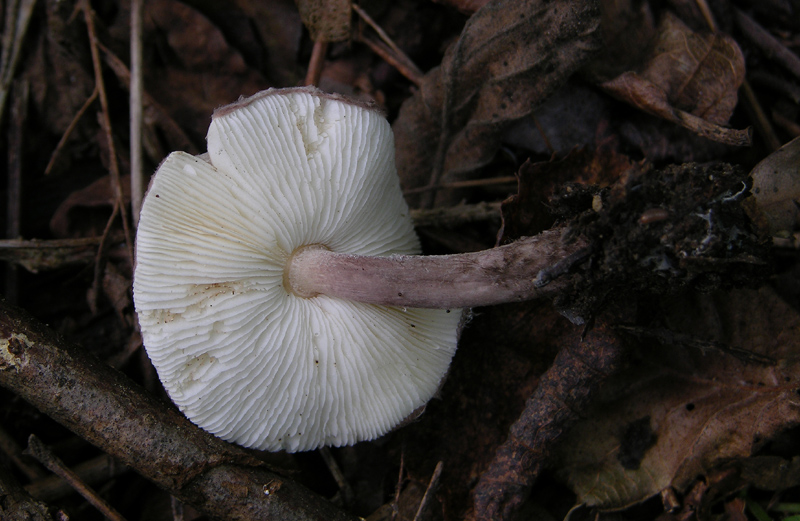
134, 87, 582, 452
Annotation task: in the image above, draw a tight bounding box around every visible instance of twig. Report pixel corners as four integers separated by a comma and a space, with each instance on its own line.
0, 0, 36, 126
44, 87, 98, 176
403, 176, 517, 195
413, 461, 444, 521
734, 8, 800, 81
97, 42, 198, 155
88, 199, 121, 314
740, 79, 783, 151
25, 454, 129, 503
693, 0, 717, 31
319, 447, 354, 506
80, 0, 134, 264
410, 201, 502, 229
472, 316, 629, 521
391, 450, 405, 521
357, 35, 423, 86
25, 434, 129, 521
353, 4, 423, 85
5, 79, 27, 304
0, 300, 360, 521
130, 0, 144, 225
0, 425, 45, 481
304, 39, 328, 86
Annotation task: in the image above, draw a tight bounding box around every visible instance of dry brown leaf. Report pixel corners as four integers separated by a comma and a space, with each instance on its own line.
751, 135, 800, 235
553, 286, 800, 510
599, 13, 750, 146
393, 0, 602, 207
144, 0, 268, 143
294, 0, 351, 42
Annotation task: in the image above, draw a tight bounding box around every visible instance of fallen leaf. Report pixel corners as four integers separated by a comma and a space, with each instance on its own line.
553, 286, 800, 510
599, 13, 750, 146
751, 135, 800, 236
393, 0, 602, 207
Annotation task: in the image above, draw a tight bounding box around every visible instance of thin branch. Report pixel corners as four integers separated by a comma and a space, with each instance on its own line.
0, 299, 360, 521
0, 0, 36, 126
44, 87, 98, 176
413, 461, 444, 521
403, 176, 516, 195
353, 4, 423, 85
25, 454, 129, 502
130, 0, 144, 226
25, 435, 129, 521
472, 316, 629, 521
80, 0, 134, 263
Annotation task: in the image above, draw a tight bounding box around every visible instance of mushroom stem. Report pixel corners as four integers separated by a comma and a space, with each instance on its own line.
287, 228, 588, 308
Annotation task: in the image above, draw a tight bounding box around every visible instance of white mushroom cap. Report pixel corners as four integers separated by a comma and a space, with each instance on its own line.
133, 87, 461, 452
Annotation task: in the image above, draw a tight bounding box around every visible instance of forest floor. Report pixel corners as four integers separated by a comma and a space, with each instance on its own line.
1, 0, 800, 520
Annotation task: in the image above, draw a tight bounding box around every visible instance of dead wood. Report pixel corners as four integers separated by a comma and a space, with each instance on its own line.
0, 298, 358, 521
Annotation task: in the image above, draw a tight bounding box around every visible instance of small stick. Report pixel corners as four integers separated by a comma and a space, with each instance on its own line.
0, 0, 36, 126
130, 0, 144, 226
740, 80, 783, 151
413, 461, 444, 521
5, 80, 27, 304
25, 454, 129, 502
80, 0, 134, 263
472, 316, 629, 521
357, 35, 423, 86
25, 435, 129, 521
391, 451, 405, 521
319, 447, 354, 506
0, 425, 45, 481
693, 0, 717, 31
304, 39, 328, 87
88, 199, 121, 314
352, 4, 423, 80
734, 8, 800, 80
44, 88, 98, 175
403, 176, 517, 195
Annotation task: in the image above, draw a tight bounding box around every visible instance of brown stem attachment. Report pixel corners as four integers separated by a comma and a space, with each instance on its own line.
287, 228, 588, 309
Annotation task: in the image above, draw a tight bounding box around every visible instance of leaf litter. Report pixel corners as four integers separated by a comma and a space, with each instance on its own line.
1, 0, 799, 520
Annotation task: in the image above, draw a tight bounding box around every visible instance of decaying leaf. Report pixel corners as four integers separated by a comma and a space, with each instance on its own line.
294, 0, 351, 42
751, 135, 800, 236
553, 287, 800, 510
599, 12, 750, 146
393, 0, 602, 207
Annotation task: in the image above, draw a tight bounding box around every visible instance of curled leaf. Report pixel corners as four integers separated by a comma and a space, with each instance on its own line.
599, 13, 750, 146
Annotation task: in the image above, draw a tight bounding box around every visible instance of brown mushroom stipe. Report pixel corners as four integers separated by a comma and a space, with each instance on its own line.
134, 87, 583, 453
